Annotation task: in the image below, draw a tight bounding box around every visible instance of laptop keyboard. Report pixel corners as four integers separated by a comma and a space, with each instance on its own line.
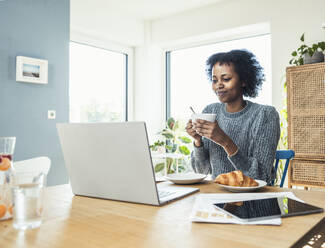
158, 190, 176, 199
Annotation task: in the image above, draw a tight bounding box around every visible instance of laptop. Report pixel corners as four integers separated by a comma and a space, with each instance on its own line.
57, 121, 199, 206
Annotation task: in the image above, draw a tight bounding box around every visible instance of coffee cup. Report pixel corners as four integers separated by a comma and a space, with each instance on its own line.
191, 113, 217, 123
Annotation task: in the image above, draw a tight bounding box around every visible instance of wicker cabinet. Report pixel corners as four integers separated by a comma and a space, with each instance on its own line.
287, 62, 325, 188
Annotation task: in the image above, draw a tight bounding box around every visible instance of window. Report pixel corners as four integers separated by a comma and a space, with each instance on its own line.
69, 42, 128, 122
166, 34, 271, 121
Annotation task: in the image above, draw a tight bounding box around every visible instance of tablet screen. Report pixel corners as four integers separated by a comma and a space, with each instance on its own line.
214, 197, 323, 222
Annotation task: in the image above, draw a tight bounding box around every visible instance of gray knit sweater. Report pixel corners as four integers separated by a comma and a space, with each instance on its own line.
191, 100, 280, 184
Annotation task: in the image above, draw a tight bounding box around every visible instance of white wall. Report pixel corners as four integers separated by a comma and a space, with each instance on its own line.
134, 0, 325, 139
70, 0, 144, 46
134, 22, 165, 140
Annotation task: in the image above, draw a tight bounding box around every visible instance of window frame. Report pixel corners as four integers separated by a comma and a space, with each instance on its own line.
166, 51, 171, 121
69, 33, 134, 122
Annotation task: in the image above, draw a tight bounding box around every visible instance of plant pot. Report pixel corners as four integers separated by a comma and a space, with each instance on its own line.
303, 51, 324, 64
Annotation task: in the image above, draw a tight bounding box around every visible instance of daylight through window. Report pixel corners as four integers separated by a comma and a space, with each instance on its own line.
167, 34, 271, 121
69, 42, 127, 123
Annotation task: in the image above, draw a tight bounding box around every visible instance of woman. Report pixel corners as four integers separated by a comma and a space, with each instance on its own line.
186, 49, 280, 184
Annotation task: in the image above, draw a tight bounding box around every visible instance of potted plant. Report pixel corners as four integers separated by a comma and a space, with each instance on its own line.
150, 117, 193, 175
289, 33, 325, 66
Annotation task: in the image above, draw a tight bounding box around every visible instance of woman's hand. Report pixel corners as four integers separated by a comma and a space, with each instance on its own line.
192, 119, 238, 155
186, 120, 202, 146
192, 119, 227, 145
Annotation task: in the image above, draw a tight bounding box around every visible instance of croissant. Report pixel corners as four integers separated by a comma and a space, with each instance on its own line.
214, 170, 258, 187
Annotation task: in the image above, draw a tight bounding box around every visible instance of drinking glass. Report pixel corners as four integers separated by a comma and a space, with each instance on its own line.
0, 137, 16, 221
11, 171, 46, 230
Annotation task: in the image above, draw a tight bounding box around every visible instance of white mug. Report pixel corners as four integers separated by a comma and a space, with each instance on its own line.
191, 113, 217, 122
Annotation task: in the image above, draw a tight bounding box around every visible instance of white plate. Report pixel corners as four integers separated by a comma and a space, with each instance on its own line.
164, 173, 207, 185
215, 179, 267, 192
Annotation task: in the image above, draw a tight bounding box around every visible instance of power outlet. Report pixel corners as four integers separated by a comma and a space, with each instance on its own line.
48, 110, 56, 119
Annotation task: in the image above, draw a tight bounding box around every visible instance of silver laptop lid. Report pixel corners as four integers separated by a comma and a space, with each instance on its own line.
57, 122, 160, 205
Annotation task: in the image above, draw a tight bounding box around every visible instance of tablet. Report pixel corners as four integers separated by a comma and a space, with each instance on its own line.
214, 197, 324, 222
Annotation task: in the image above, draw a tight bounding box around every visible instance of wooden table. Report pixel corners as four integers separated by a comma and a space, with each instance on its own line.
1, 181, 324, 248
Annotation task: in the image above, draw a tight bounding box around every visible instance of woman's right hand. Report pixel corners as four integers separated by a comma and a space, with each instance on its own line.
186, 120, 202, 147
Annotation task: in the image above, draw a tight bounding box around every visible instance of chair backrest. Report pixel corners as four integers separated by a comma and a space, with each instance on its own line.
272, 150, 295, 187
13, 157, 51, 175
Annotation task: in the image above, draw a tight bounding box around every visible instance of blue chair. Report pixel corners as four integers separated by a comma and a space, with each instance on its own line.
272, 150, 295, 187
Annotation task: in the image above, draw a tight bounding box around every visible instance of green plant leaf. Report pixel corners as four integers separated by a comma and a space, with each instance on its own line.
178, 136, 192, 143
173, 120, 179, 131
150, 146, 158, 151
298, 45, 307, 52
291, 51, 297, 56
166, 144, 177, 153
300, 33, 305, 42
318, 42, 325, 51
161, 131, 174, 139
166, 157, 174, 174
178, 166, 186, 173
150, 140, 165, 151
154, 163, 165, 173
166, 145, 173, 151
179, 145, 190, 155
167, 117, 175, 130
312, 43, 318, 52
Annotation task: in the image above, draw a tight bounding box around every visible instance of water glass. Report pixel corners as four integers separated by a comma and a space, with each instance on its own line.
0, 137, 16, 221
11, 171, 46, 230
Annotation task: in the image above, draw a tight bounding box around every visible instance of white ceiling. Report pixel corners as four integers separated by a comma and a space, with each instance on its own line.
90, 0, 227, 20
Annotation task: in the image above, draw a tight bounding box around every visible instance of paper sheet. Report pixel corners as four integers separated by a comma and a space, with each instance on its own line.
190, 192, 303, 225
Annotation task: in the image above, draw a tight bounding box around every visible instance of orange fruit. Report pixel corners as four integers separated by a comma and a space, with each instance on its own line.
0, 205, 6, 218
0, 157, 11, 171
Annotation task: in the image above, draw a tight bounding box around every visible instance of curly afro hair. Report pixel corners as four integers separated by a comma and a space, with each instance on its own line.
206, 49, 265, 98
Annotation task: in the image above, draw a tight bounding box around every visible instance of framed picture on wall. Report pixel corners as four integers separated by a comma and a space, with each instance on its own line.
16, 56, 48, 84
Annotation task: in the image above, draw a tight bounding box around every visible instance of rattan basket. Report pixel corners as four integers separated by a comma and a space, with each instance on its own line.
287, 62, 325, 160
290, 159, 325, 187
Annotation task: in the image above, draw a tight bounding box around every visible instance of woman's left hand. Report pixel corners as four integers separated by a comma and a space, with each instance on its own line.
193, 119, 238, 156
192, 119, 227, 146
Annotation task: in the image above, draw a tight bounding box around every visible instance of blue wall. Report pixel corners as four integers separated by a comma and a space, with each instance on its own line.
0, 0, 70, 185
